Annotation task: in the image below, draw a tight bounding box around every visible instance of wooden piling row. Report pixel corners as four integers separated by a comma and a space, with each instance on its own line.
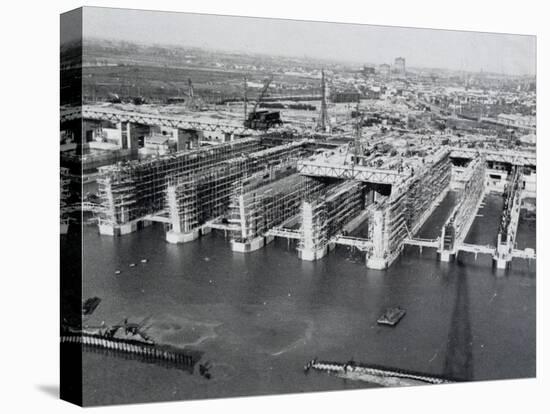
61, 335, 196, 367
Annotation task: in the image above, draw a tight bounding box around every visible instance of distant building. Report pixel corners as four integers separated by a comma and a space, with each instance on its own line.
166, 96, 187, 104
496, 113, 536, 130
140, 134, 173, 155
364, 86, 381, 99
394, 57, 406, 75
330, 91, 361, 103
378, 64, 391, 77
519, 133, 536, 145
87, 127, 122, 150
362, 65, 376, 76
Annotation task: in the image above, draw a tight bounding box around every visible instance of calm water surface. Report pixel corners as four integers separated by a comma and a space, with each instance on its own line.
65, 191, 535, 406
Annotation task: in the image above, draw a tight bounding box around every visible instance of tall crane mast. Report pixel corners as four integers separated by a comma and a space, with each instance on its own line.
317, 69, 329, 132
188, 78, 194, 99
353, 99, 364, 165
251, 75, 273, 115
186, 78, 195, 110
243, 76, 248, 123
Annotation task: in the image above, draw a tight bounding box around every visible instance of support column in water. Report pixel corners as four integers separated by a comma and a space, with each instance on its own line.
166, 180, 201, 244
366, 207, 388, 269
298, 200, 329, 261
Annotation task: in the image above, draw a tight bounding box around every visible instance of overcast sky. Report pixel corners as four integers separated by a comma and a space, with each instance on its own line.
81, 7, 536, 76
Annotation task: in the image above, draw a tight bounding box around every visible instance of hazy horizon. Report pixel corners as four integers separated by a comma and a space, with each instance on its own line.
79, 7, 536, 76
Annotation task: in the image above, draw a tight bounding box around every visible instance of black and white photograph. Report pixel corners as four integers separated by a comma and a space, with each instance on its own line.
57, 5, 539, 407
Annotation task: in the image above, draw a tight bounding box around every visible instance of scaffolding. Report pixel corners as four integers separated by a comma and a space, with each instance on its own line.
403, 153, 452, 235
228, 173, 328, 244
164, 140, 312, 236
299, 181, 366, 256
60, 167, 71, 227
498, 165, 521, 243
493, 165, 525, 268
369, 191, 408, 260
97, 138, 263, 226
366, 152, 452, 269
441, 155, 486, 254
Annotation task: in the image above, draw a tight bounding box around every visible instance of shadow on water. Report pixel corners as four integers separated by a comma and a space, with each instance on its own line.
443, 265, 473, 381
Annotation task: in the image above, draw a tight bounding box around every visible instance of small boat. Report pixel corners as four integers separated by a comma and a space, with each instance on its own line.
82, 297, 101, 316
140, 259, 148, 263
129, 263, 136, 268
115, 270, 121, 275
377, 307, 406, 326
199, 361, 212, 380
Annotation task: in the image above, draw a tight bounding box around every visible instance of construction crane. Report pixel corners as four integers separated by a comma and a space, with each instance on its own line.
342, 100, 364, 167
185, 78, 204, 111
244, 75, 283, 130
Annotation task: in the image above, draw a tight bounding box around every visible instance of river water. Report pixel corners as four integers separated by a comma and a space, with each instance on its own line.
66, 191, 535, 406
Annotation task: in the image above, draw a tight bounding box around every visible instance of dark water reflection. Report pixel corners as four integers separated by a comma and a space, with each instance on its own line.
443, 266, 473, 381
64, 192, 535, 406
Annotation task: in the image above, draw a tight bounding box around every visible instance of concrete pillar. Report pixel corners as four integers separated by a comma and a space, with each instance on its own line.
366, 208, 387, 269
118, 122, 128, 149
98, 221, 138, 236
166, 228, 200, 244
231, 235, 273, 252
493, 234, 512, 269
440, 250, 455, 262
117, 222, 137, 236
238, 194, 247, 241
167, 185, 182, 234
118, 121, 139, 150
299, 246, 329, 261
493, 256, 509, 270
165, 183, 201, 244
298, 201, 328, 261
439, 225, 454, 262
366, 256, 387, 270
173, 128, 202, 151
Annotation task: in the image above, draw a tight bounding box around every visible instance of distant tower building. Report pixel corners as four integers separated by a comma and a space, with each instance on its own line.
362, 65, 376, 76
394, 57, 406, 76
378, 63, 391, 78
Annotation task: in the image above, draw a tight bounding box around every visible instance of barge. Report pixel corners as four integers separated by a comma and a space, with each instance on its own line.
377, 307, 406, 326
